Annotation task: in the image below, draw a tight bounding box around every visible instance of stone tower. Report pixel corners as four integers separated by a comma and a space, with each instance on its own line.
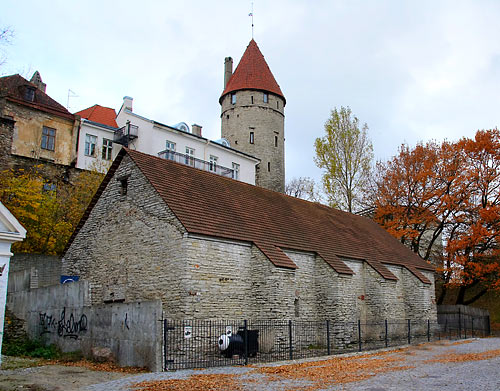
220, 40, 285, 193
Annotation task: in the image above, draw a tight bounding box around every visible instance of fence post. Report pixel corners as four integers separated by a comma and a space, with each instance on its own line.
486, 315, 491, 336
244, 320, 248, 365
458, 307, 462, 339
358, 320, 362, 352
163, 319, 167, 371
385, 319, 388, 348
326, 320, 331, 355
288, 320, 293, 360
464, 315, 467, 339
427, 319, 430, 342
471, 317, 474, 338
407, 319, 411, 345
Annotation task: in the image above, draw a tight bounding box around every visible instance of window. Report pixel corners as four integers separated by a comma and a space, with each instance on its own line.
41, 126, 56, 151
231, 93, 236, 104
274, 135, 278, 147
249, 131, 254, 144
42, 183, 56, 192
263, 93, 268, 103
102, 138, 113, 160
251, 95, 254, 104
277, 101, 279, 109
268, 162, 271, 172
209, 155, 218, 172
232, 163, 240, 180
165, 140, 176, 160
25, 86, 35, 102
84, 134, 97, 156
120, 178, 128, 196
185, 147, 195, 166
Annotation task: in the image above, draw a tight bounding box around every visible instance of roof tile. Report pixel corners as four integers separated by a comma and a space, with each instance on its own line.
75, 104, 118, 128
220, 40, 285, 103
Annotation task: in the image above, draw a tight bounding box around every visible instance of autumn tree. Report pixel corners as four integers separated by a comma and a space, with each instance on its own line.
314, 106, 373, 213
373, 130, 500, 305
285, 177, 323, 203
0, 165, 103, 255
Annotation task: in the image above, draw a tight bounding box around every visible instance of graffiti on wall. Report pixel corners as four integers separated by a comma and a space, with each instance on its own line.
39, 308, 88, 339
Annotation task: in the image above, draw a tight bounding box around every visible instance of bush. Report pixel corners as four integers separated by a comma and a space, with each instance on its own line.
2, 338, 61, 359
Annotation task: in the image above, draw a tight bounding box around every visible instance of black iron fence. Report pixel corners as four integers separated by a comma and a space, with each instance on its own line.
162, 317, 490, 370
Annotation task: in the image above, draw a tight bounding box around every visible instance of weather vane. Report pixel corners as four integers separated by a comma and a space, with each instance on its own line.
249, 2, 254, 39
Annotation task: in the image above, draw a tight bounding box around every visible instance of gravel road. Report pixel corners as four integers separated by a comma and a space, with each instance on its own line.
80, 337, 499, 390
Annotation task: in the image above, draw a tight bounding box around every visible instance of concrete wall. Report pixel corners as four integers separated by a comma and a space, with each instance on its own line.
7, 281, 163, 371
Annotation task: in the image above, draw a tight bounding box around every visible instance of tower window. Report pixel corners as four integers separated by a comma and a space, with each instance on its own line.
277, 101, 279, 109
268, 162, 271, 172
226, 115, 229, 119
231, 93, 236, 104
249, 131, 254, 144
251, 95, 254, 104
274, 135, 278, 147
263, 93, 268, 103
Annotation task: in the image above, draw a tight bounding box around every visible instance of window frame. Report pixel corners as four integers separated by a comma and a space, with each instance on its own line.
41, 126, 56, 151
263, 93, 268, 103
102, 138, 113, 160
232, 162, 240, 180
84, 133, 98, 157
185, 147, 195, 166
231, 93, 236, 104
209, 155, 218, 172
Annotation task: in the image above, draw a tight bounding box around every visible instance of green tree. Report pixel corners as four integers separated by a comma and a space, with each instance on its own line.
314, 106, 373, 213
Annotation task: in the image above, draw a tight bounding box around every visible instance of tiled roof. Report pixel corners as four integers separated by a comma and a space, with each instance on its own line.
0, 74, 74, 120
220, 40, 285, 104
65, 149, 434, 284
75, 105, 118, 128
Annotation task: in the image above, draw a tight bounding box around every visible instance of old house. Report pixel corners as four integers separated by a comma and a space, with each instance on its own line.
0, 72, 79, 172
62, 148, 436, 323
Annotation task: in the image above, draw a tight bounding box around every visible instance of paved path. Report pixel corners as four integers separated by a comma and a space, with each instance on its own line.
84, 337, 500, 391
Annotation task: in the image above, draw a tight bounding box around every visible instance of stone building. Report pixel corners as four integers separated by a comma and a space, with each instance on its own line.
221, 40, 285, 193
63, 148, 436, 322
0, 72, 79, 171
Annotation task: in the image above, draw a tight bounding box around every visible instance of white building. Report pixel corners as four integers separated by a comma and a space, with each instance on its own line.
76, 98, 259, 183
0, 202, 26, 364
75, 105, 120, 173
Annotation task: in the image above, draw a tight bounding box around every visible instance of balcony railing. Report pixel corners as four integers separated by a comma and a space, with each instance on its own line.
158, 149, 234, 179
114, 123, 139, 146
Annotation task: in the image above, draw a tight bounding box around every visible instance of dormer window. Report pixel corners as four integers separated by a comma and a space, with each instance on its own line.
231, 93, 236, 104
263, 93, 268, 103
25, 86, 36, 102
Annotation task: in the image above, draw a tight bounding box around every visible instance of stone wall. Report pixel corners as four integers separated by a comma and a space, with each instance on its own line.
0, 116, 15, 171
63, 155, 437, 325
8, 253, 61, 292
221, 90, 285, 193
6, 280, 163, 371
63, 154, 187, 312
1, 99, 78, 166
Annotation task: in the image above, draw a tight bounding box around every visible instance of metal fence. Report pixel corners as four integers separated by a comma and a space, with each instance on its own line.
162, 317, 490, 370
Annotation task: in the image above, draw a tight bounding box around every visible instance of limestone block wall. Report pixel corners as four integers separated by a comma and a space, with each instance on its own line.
221, 90, 285, 193
63, 155, 187, 313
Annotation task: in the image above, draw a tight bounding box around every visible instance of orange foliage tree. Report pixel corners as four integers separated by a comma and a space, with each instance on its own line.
373, 129, 500, 305
0, 165, 103, 255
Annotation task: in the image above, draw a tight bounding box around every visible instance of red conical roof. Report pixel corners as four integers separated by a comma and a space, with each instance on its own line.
220, 40, 285, 104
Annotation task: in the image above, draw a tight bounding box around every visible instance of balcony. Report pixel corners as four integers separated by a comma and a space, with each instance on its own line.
114, 123, 138, 146
158, 149, 234, 179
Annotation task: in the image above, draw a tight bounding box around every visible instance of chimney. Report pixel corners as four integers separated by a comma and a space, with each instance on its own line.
30, 71, 46, 93
191, 124, 202, 137
123, 96, 133, 112
224, 57, 233, 88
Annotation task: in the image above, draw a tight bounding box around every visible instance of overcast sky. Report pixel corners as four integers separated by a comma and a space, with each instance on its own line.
2, 1, 500, 186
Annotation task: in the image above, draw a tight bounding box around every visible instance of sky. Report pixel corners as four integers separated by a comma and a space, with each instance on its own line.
2, 0, 500, 186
